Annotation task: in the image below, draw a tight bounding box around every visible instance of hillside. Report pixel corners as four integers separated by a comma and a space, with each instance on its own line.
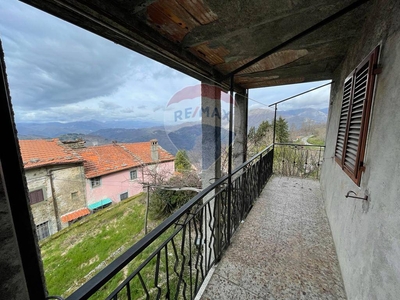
16, 107, 327, 155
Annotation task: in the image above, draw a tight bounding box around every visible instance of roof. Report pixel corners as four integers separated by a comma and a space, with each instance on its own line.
77, 141, 175, 178
22, 0, 372, 90
19, 139, 84, 169
60, 208, 91, 223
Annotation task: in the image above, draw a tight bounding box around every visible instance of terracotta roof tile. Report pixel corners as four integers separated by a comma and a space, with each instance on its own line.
76, 141, 174, 178
19, 139, 84, 169
60, 208, 91, 223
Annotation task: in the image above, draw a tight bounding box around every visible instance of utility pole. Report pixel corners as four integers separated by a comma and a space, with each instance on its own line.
144, 184, 149, 235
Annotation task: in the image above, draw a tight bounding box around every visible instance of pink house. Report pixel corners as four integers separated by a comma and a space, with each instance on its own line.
77, 140, 175, 210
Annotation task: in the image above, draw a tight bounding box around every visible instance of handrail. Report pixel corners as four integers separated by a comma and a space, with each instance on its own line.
274, 143, 325, 147
66, 145, 274, 300
274, 143, 325, 179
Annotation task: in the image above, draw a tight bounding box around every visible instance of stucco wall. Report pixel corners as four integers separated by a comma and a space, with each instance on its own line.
86, 161, 175, 205
320, 0, 400, 299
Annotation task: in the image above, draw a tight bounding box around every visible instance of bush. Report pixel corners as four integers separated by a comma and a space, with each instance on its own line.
149, 188, 197, 220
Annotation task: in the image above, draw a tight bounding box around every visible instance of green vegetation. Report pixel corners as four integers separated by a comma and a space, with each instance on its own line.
40, 190, 203, 299
275, 116, 290, 143
307, 135, 325, 146
247, 117, 290, 157
149, 172, 200, 220
175, 149, 192, 172
274, 145, 324, 179
40, 193, 157, 298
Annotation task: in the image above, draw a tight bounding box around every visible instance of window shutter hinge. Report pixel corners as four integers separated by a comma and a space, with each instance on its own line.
359, 161, 366, 172
373, 64, 383, 75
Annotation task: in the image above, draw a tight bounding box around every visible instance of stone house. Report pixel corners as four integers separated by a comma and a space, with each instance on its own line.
19, 139, 89, 239
76, 140, 175, 209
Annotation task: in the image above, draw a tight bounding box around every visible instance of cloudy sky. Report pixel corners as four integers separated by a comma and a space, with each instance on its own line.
0, 0, 331, 124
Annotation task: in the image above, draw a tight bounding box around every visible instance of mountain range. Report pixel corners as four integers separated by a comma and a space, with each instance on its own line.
16, 107, 328, 155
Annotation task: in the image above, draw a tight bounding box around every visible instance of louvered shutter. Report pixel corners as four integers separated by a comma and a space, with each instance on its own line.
343, 60, 370, 176
335, 46, 380, 185
335, 76, 353, 162
29, 189, 44, 204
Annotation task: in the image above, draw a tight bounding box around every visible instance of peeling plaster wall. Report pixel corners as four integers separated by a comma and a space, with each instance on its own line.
26, 164, 87, 234
320, 0, 400, 299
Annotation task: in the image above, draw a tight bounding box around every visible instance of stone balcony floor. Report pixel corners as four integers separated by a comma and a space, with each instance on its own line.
199, 176, 346, 300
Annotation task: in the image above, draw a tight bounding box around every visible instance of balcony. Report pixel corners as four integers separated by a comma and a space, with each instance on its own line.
198, 176, 345, 299
44, 143, 347, 300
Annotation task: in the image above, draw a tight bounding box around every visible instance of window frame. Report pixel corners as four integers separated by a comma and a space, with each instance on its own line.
335, 46, 380, 185
28, 189, 45, 205
130, 169, 137, 180
90, 176, 101, 188
120, 192, 128, 201
36, 221, 50, 241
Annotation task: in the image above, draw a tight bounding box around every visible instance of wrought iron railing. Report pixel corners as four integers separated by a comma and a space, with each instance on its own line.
273, 143, 325, 179
55, 145, 273, 300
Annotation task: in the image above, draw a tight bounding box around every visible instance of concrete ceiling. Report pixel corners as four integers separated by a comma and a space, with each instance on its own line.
20, 0, 372, 91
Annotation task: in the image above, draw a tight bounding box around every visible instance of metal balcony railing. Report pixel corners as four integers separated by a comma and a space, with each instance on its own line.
274, 143, 325, 180
51, 145, 273, 300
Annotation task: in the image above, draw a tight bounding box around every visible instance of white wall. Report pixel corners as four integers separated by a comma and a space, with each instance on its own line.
321, 1, 400, 299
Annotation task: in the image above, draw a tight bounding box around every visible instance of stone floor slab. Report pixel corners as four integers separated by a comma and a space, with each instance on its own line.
199, 176, 346, 299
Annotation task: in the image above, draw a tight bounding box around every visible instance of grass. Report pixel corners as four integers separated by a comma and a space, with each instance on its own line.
40, 193, 197, 300
307, 135, 325, 146
40, 193, 156, 298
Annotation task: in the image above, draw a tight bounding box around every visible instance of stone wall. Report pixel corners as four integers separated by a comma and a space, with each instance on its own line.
26, 163, 87, 234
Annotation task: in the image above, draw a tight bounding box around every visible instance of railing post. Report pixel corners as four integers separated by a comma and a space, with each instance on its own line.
258, 152, 263, 196
227, 75, 234, 247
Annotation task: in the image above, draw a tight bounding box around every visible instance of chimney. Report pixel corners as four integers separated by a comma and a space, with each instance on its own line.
150, 139, 159, 161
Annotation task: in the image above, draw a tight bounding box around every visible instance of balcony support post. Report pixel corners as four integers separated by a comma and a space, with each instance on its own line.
233, 88, 248, 169
201, 81, 222, 264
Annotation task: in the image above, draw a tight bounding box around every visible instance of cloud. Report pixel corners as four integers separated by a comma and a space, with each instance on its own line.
248, 80, 331, 111
1, 0, 331, 125
99, 101, 122, 110
1, 0, 144, 110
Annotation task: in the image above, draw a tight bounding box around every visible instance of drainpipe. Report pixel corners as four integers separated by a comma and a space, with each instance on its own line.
48, 170, 61, 231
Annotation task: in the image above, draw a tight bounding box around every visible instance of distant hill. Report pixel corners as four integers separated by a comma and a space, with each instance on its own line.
248, 107, 328, 129
16, 119, 163, 137
91, 124, 229, 155
16, 107, 327, 154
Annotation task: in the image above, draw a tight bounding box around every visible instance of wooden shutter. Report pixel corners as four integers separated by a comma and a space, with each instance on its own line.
335, 46, 380, 185
29, 189, 44, 204
335, 76, 353, 163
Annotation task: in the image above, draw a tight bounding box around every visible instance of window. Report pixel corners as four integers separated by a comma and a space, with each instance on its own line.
71, 191, 78, 200
36, 221, 50, 240
91, 177, 101, 188
335, 46, 380, 185
120, 192, 128, 201
130, 170, 137, 180
29, 189, 44, 204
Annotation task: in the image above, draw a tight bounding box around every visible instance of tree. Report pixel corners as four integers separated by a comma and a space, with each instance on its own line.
275, 116, 290, 143
255, 120, 271, 142
175, 150, 192, 172
149, 172, 201, 220
247, 121, 273, 157
248, 126, 256, 143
